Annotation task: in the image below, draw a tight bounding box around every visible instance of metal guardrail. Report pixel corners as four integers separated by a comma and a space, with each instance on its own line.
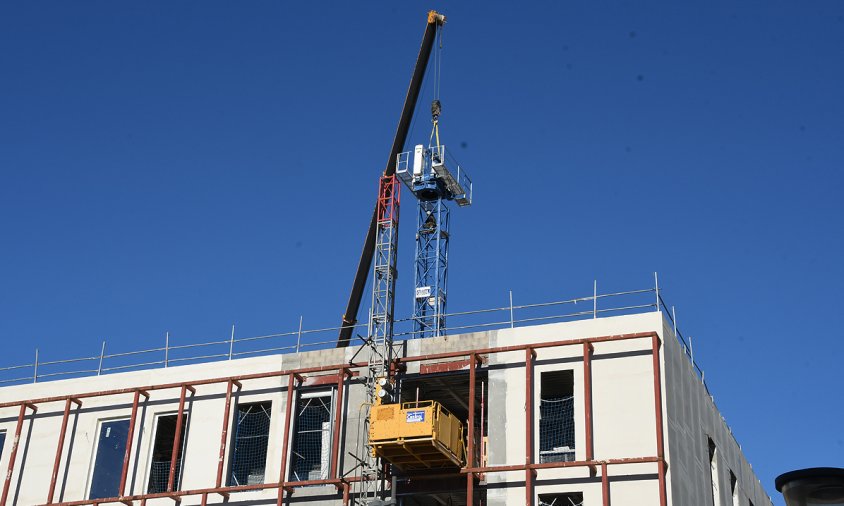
0, 276, 710, 391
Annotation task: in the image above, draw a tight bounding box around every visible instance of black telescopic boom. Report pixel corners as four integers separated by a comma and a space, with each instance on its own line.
337, 11, 446, 347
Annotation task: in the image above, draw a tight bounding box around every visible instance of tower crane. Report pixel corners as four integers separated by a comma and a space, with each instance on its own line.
336, 10, 446, 348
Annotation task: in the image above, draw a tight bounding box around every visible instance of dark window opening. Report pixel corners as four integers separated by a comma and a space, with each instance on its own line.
289, 391, 333, 482
229, 401, 272, 486
539, 492, 584, 506
539, 370, 575, 463
399, 369, 488, 469
89, 419, 130, 499
0, 431, 5, 460
148, 414, 187, 494
730, 470, 739, 506
708, 437, 721, 506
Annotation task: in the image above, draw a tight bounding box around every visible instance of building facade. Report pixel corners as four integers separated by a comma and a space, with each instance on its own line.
0, 312, 772, 505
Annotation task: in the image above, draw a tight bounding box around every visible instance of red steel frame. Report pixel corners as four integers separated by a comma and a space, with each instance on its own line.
0, 330, 668, 506
167, 385, 194, 494
0, 364, 358, 506
583, 342, 594, 461
1, 402, 37, 506
47, 398, 81, 504
525, 347, 536, 505
652, 334, 668, 506
465, 353, 480, 506
276, 373, 298, 505
399, 331, 668, 506
119, 389, 149, 499
214, 380, 240, 491
330, 369, 350, 482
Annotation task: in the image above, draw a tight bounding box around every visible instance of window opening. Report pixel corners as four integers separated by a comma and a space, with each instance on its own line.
539, 492, 584, 506
0, 431, 5, 460
539, 370, 575, 463
730, 470, 740, 506
289, 390, 334, 482
148, 414, 188, 493
709, 437, 721, 506
89, 419, 131, 500
229, 401, 272, 486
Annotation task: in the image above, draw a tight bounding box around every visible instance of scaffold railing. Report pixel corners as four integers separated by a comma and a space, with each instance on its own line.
0, 276, 709, 392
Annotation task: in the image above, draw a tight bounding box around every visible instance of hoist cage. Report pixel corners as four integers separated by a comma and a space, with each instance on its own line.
369, 400, 465, 471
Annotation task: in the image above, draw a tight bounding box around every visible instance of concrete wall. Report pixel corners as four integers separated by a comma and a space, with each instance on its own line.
484, 313, 665, 505
0, 349, 359, 505
0, 312, 772, 506
661, 319, 773, 506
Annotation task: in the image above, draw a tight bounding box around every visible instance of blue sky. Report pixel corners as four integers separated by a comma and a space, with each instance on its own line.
1, 1, 842, 503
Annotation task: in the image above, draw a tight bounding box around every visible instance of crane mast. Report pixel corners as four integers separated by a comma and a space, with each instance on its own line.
398, 103, 473, 339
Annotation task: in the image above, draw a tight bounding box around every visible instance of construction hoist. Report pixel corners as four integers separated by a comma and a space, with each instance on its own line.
344, 11, 448, 506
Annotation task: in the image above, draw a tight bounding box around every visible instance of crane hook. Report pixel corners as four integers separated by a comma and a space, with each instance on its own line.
431, 99, 442, 122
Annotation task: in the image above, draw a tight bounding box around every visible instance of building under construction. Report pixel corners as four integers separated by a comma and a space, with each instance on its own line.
0, 10, 774, 506
0, 301, 773, 506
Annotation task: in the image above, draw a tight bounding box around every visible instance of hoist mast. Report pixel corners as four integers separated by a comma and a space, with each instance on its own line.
336, 10, 446, 348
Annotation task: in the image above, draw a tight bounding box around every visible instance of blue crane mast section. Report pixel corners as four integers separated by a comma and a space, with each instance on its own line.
396, 119, 473, 338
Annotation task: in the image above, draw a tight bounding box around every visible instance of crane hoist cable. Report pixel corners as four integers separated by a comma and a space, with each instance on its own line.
434, 21, 443, 101
430, 23, 444, 150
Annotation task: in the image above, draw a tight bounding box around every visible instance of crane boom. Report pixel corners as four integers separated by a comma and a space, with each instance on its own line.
336, 10, 446, 347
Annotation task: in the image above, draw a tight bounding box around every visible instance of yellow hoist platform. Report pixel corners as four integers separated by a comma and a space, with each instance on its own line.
369, 400, 465, 471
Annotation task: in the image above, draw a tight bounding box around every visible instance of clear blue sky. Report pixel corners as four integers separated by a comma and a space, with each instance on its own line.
1, 1, 842, 503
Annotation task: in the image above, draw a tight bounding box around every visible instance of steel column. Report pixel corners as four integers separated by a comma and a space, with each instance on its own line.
330, 370, 347, 481
1, 402, 36, 506
525, 347, 535, 506
47, 398, 81, 504
276, 374, 297, 505
583, 342, 594, 461
119, 390, 149, 498
167, 385, 194, 493
601, 462, 610, 506
216, 380, 241, 489
466, 353, 477, 505
652, 334, 667, 506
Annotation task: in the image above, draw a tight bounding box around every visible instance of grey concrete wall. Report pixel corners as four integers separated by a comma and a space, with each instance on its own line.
661, 318, 773, 506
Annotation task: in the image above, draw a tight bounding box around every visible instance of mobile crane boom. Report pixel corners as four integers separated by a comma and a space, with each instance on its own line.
337, 10, 446, 347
